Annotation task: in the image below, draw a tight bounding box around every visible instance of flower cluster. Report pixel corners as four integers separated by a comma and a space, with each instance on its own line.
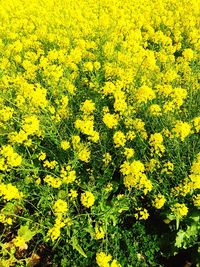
96, 252, 121, 267
121, 160, 153, 194
81, 191, 95, 208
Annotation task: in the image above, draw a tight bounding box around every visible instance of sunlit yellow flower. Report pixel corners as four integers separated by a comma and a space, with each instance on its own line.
81, 191, 95, 208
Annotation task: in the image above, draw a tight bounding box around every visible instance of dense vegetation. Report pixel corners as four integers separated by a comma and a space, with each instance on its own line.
0, 0, 199, 266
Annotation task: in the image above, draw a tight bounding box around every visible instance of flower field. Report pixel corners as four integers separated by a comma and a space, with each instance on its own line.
0, 0, 199, 266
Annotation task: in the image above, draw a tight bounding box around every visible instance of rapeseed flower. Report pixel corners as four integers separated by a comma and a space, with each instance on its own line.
81, 191, 95, 208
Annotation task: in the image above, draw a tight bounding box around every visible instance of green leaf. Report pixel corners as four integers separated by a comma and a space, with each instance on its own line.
18, 224, 37, 243
71, 236, 87, 258
84, 226, 94, 238
175, 230, 185, 248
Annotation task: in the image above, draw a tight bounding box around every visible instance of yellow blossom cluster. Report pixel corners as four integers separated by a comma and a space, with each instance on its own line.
47, 199, 69, 241
121, 160, 152, 194
81, 191, 95, 208
9, 115, 40, 145
96, 252, 121, 267
0, 145, 22, 170
44, 175, 62, 188
193, 194, 200, 208
0, 182, 23, 201
172, 121, 192, 141
95, 225, 105, 240
60, 165, 76, 184
149, 133, 165, 157
171, 203, 188, 218
113, 131, 126, 148
103, 113, 119, 129
0, 214, 12, 225
135, 85, 156, 104
60, 140, 70, 150
135, 208, 149, 220
152, 194, 166, 209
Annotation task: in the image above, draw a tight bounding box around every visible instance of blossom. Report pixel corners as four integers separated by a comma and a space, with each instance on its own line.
103, 113, 118, 129
96, 252, 112, 267
95, 226, 105, 240
113, 131, 126, 147
53, 199, 68, 214
149, 133, 165, 156
172, 121, 191, 141
60, 140, 70, 150
135, 208, 149, 220
171, 203, 188, 218
81, 191, 95, 208
80, 99, 95, 114
0, 183, 23, 201
152, 194, 166, 209
135, 85, 156, 104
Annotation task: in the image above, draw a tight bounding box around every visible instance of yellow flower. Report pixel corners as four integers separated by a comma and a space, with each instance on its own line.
113, 90, 127, 112
80, 99, 95, 114
189, 153, 200, 190
126, 131, 136, 141
44, 175, 62, 188
47, 217, 65, 241
38, 152, 46, 161
9, 130, 29, 144
171, 203, 188, 218
83, 62, 93, 72
0, 183, 23, 201
149, 133, 165, 156
81, 191, 95, 208
146, 159, 160, 172
135, 208, 149, 220
22, 115, 40, 135
103, 113, 118, 129
149, 104, 162, 116
171, 88, 187, 108
102, 82, 116, 95
13, 236, 27, 250
104, 182, 113, 193
172, 121, 191, 141
96, 252, 112, 267
135, 85, 156, 104
43, 160, 58, 169
161, 161, 174, 174
193, 194, 200, 207
121, 160, 152, 194
113, 131, 126, 147
192, 117, 200, 133
152, 194, 166, 209
183, 48, 194, 61
124, 148, 135, 159
60, 166, 76, 184
103, 153, 112, 166
111, 259, 122, 267
0, 106, 14, 122
69, 189, 78, 199
75, 117, 98, 142
78, 145, 91, 163
61, 140, 70, 150
1, 145, 22, 167
71, 135, 81, 149
47, 225, 61, 242
95, 226, 105, 240
53, 199, 68, 214
94, 61, 101, 70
